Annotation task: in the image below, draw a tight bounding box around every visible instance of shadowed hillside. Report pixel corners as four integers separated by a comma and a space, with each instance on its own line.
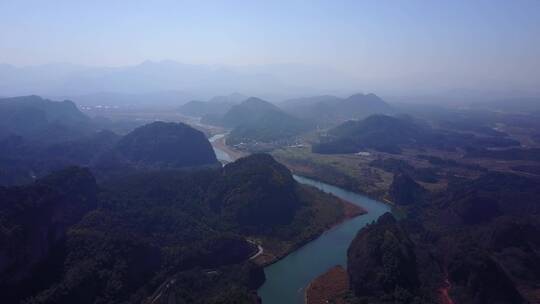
215, 97, 312, 144
0, 95, 92, 142
0, 154, 349, 303
0, 117, 218, 185
108, 121, 218, 169
313, 114, 520, 154
282, 93, 393, 127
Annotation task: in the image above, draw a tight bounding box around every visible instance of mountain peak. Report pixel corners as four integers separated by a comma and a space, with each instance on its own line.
243, 96, 268, 104
114, 121, 218, 168
234, 97, 280, 112
346, 93, 383, 103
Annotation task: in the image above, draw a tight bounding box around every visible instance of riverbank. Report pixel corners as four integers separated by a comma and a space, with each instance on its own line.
209, 135, 367, 267
213, 134, 247, 161
271, 147, 393, 202
287, 166, 396, 208
305, 266, 349, 304
258, 176, 391, 304
209, 137, 388, 304
213, 141, 389, 217
250, 185, 366, 267
212, 135, 390, 204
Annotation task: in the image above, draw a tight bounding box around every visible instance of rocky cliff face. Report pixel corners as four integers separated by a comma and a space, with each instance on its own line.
0, 167, 98, 301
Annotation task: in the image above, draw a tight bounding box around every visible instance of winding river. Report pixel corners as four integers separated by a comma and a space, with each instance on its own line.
209, 133, 233, 163
209, 134, 391, 304
258, 176, 391, 303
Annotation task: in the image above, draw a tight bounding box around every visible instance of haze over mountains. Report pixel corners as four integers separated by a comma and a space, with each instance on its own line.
2, 1, 540, 303
0, 96, 220, 184
282, 93, 393, 126
313, 114, 520, 154
178, 93, 247, 117
0, 95, 94, 142
4, 61, 538, 109
0, 61, 359, 104
0, 93, 352, 302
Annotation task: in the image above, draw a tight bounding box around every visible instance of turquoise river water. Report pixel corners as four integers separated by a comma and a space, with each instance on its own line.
210, 136, 390, 304
257, 175, 391, 303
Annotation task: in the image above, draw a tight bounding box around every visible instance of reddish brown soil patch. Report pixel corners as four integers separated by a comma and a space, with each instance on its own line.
342, 199, 366, 219
305, 265, 349, 304
439, 278, 454, 304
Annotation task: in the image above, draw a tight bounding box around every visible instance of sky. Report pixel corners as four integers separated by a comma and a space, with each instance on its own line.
1, 0, 540, 95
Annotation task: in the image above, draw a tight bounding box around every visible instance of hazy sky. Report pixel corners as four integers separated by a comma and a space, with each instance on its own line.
1, 0, 540, 93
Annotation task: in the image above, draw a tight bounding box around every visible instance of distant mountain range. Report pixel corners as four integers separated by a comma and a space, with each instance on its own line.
64, 90, 198, 107
0, 61, 358, 103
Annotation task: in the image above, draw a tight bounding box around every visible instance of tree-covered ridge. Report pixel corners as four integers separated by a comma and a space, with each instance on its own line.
111, 121, 218, 168
313, 114, 520, 154
282, 93, 393, 127
0, 167, 98, 302
0, 153, 347, 303
388, 172, 426, 206
0, 120, 218, 185
346, 169, 540, 304
0, 95, 93, 142
206, 154, 299, 231
214, 97, 312, 144
347, 213, 424, 304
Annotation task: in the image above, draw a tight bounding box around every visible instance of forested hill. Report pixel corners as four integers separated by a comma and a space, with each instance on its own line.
282, 93, 393, 127
313, 114, 519, 154
0, 120, 219, 185
108, 121, 218, 169
220, 97, 312, 144
0, 153, 347, 303
345, 170, 540, 303
0, 95, 93, 142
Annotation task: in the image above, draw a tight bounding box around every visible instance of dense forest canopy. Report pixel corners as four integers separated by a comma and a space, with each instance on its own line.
1, 86, 540, 304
